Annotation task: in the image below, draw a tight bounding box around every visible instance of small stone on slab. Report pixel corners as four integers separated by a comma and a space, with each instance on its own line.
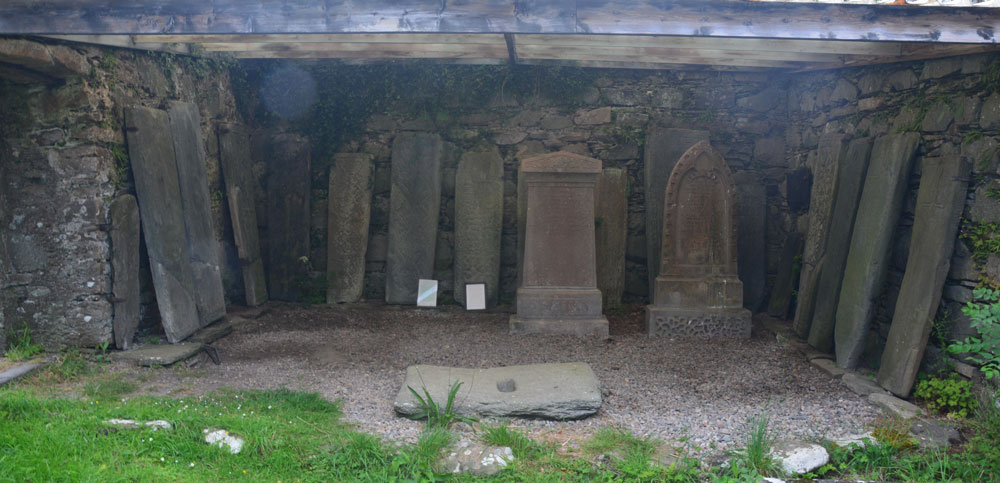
394, 363, 601, 420
0, 361, 43, 386
842, 373, 888, 397
868, 393, 922, 419
187, 320, 233, 344
115, 343, 205, 367
771, 440, 829, 475
811, 358, 846, 378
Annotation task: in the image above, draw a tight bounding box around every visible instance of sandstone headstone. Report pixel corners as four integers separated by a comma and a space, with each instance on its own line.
595, 168, 628, 309
125, 106, 200, 343
835, 133, 920, 369
734, 173, 766, 312
646, 141, 751, 338
110, 195, 140, 350
167, 101, 226, 325
644, 127, 709, 290
793, 133, 847, 338
454, 149, 503, 308
386, 132, 443, 304
510, 152, 608, 337
218, 124, 268, 307
394, 363, 601, 419
878, 155, 970, 397
767, 231, 803, 319
326, 153, 374, 304
807, 137, 874, 353
266, 134, 311, 301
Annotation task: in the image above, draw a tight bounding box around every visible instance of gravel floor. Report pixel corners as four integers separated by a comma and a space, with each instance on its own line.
122, 302, 880, 454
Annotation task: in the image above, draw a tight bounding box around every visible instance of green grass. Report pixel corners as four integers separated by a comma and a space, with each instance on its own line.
83, 374, 138, 400
481, 421, 550, 460
720, 410, 782, 480
4, 326, 43, 361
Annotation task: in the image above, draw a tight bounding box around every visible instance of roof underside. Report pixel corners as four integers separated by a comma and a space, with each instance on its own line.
4, 1, 1000, 71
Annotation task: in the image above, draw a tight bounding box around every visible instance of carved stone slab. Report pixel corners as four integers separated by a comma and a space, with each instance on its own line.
646, 141, 750, 338
266, 133, 311, 301
125, 106, 200, 343
110, 194, 140, 350
454, 149, 503, 308
767, 231, 804, 319
218, 123, 268, 307
327, 153, 374, 304
595, 168, 627, 309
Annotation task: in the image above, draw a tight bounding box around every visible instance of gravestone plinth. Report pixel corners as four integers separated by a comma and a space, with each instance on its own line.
646, 141, 750, 339
510, 152, 608, 338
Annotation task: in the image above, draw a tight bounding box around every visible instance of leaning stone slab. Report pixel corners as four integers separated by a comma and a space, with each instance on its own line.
834, 133, 920, 369
266, 134, 311, 301
734, 173, 767, 312
386, 132, 443, 304
218, 124, 268, 307
110, 195, 140, 350
187, 319, 233, 344
0, 362, 44, 387
644, 127, 709, 289
811, 358, 846, 378
168, 101, 226, 326
878, 155, 971, 397
595, 168, 628, 309
394, 363, 601, 420
793, 133, 847, 338
807, 137, 873, 353
842, 373, 888, 397
125, 106, 201, 343
114, 342, 204, 367
326, 153, 374, 304
766, 231, 803, 319
454, 149, 504, 308
868, 392, 922, 419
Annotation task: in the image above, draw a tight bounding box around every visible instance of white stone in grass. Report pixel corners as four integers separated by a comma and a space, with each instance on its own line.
105, 418, 140, 429
145, 420, 172, 431
771, 440, 829, 475
203, 428, 244, 454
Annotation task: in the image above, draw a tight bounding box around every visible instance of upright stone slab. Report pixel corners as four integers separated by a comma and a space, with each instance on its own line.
266, 134, 311, 302
110, 195, 140, 350
644, 127, 709, 290
879, 155, 970, 396
510, 152, 608, 337
767, 231, 804, 318
218, 124, 268, 307
595, 168, 628, 309
793, 133, 847, 338
454, 149, 504, 308
807, 137, 874, 353
646, 141, 750, 338
326, 153, 374, 304
734, 173, 767, 312
168, 101, 225, 325
125, 106, 200, 343
835, 133, 920, 369
386, 132, 443, 304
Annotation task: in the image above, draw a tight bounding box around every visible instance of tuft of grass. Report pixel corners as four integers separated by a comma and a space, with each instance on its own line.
46, 348, 92, 381
4, 326, 43, 361
481, 421, 550, 461
82, 374, 138, 400
725, 410, 781, 478
405, 380, 476, 430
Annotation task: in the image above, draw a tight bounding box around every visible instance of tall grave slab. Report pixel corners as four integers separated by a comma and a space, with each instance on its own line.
124, 106, 200, 343
734, 173, 767, 312
646, 141, 750, 338
266, 134, 311, 301
595, 168, 628, 309
386, 132, 443, 304
644, 127, 709, 291
879, 155, 970, 396
766, 231, 804, 318
327, 153, 374, 303
110, 195, 140, 350
167, 101, 226, 325
835, 133, 920, 369
510, 152, 608, 337
792, 133, 847, 338
218, 124, 268, 307
807, 137, 874, 353
454, 149, 504, 307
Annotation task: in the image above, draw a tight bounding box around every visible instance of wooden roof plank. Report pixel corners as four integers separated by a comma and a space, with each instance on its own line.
137, 33, 508, 45
515, 43, 851, 64
514, 34, 904, 56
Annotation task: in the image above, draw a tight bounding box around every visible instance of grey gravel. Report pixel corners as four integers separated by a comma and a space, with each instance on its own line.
122, 303, 879, 453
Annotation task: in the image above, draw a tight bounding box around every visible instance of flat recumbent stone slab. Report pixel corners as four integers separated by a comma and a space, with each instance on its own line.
394, 363, 601, 420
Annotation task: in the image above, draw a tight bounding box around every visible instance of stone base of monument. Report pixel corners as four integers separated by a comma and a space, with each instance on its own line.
646, 306, 751, 339
509, 287, 609, 337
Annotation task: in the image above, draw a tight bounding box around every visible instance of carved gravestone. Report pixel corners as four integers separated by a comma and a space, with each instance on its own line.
167, 101, 226, 325
510, 152, 608, 337
218, 124, 268, 306
454, 149, 504, 308
595, 168, 628, 309
646, 141, 750, 338
110, 195, 140, 350
879, 155, 970, 396
386, 132, 443, 304
644, 128, 709, 290
327, 153, 374, 304
266, 134, 311, 302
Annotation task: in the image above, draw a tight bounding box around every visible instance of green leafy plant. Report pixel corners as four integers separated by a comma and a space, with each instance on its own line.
93, 341, 112, 363
4, 326, 43, 361
405, 380, 476, 430
726, 410, 781, 478
959, 220, 1000, 265
949, 287, 1000, 380
914, 374, 976, 419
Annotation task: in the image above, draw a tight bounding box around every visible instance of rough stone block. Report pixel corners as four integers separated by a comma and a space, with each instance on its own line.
326, 153, 374, 304
218, 124, 268, 307
868, 393, 921, 419
811, 358, 846, 378
842, 373, 888, 396
110, 195, 140, 350
454, 149, 503, 308
595, 168, 627, 309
